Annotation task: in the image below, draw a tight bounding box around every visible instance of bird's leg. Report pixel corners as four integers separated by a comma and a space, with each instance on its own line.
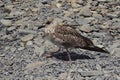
66, 48, 72, 62
66, 48, 72, 79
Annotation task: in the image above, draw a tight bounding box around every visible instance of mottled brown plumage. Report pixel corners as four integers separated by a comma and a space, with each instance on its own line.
44, 18, 109, 60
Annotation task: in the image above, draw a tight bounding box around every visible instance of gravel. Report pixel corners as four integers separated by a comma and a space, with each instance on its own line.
0, 0, 120, 80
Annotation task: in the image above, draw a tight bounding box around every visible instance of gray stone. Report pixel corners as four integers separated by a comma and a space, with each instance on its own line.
92, 12, 102, 19
44, 41, 59, 53
111, 22, 120, 29
97, 0, 107, 1
21, 34, 34, 42
18, 29, 37, 34
111, 48, 120, 57
80, 71, 103, 77
5, 5, 14, 11
34, 45, 45, 56
76, 17, 90, 25
34, 37, 45, 46
79, 7, 92, 17
96, 77, 103, 80
26, 41, 33, 46
10, 47, 17, 52
79, 25, 93, 32
0, 19, 12, 26
18, 47, 25, 51
7, 26, 16, 31
9, 11, 25, 17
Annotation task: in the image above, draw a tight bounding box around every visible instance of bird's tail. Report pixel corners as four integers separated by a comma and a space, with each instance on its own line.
83, 46, 109, 54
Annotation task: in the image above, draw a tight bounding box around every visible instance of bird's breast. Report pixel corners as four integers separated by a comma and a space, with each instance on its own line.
45, 27, 55, 34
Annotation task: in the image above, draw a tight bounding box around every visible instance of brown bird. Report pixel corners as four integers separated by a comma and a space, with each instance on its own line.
43, 18, 109, 61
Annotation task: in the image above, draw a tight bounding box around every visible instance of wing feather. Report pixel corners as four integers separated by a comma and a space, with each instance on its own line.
55, 26, 82, 37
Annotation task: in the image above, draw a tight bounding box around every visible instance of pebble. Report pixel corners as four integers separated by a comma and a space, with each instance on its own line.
58, 72, 68, 79
96, 77, 103, 80
44, 41, 59, 53
34, 45, 45, 56
34, 37, 45, 46
111, 48, 120, 57
21, 34, 34, 42
56, 3, 62, 8
25, 61, 45, 70
7, 26, 16, 31
79, 25, 93, 32
92, 12, 102, 19
97, 0, 107, 2
97, 45, 104, 48
18, 47, 25, 51
111, 22, 120, 29
5, 5, 14, 11
9, 11, 25, 17
26, 41, 33, 46
79, 7, 92, 17
0, 19, 12, 26
10, 47, 17, 52
80, 71, 103, 77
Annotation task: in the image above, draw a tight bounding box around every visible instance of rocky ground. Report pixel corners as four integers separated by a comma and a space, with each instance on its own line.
0, 0, 120, 80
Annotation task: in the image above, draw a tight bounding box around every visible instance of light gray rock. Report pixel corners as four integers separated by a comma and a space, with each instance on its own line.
18, 47, 25, 51
44, 41, 59, 53
26, 41, 33, 46
96, 77, 103, 80
79, 7, 92, 17
0, 19, 12, 26
18, 29, 37, 34
76, 17, 90, 25
80, 71, 103, 77
10, 47, 17, 52
34, 45, 45, 56
7, 26, 16, 31
111, 48, 120, 57
111, 22, 120, 29
9, 11, 25, 17
97, 0, 107, 1
79, 25, 93, 32
21, 34, 34, 42
92, 12, 102, 19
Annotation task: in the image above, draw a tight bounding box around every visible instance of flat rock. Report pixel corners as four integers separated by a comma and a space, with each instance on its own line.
79, 7, 92, 17
26, 41, 33, 46
79, 25, 93, 32
80, 71, 103, 77
34, 45, 45, 56
0, 19, 12, 26
44, 41, 59, 53
111, 48, 120, 57
18, 47, 25, 51
21, 34, 34, 42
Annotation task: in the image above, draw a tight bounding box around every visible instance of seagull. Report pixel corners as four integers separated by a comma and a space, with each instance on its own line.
43, 18, 109, 61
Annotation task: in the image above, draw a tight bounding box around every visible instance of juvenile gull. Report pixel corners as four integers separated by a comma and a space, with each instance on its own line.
43, 18, 109, 61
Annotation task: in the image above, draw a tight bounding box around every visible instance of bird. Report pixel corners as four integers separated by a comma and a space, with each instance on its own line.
43, 18, 109, 61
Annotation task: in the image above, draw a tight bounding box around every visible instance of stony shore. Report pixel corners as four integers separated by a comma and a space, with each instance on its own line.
0, 0, 120, 80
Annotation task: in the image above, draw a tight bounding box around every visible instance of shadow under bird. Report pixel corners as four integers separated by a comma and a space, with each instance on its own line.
43, 18, 109, 61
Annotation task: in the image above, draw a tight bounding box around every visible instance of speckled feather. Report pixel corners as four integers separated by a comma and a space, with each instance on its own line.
44, 19, 109, 53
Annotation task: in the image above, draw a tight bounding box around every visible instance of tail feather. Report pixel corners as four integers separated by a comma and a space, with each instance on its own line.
82, 46, 109, 54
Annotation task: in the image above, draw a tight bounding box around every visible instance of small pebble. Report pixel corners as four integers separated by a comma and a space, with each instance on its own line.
21, 34, 34, 42
0, 19, 12, 26
26, 41, 33, 46
79, 7, 92, 17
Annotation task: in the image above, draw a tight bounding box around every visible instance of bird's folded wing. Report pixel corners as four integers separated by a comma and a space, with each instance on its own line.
55, 26, 82, 37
